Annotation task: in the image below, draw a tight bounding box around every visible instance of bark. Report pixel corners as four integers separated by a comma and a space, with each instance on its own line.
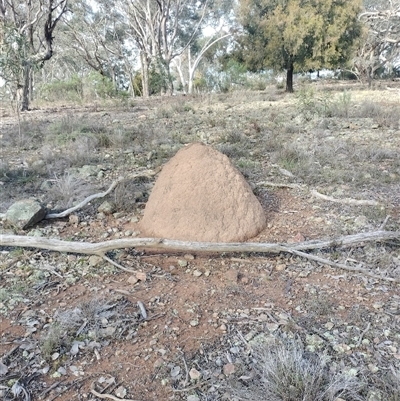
21, 64, 31, 111
1, 231, 398, 283
141, 52, 150, 97
1, 231, 398, 256
286, 61, 294, 92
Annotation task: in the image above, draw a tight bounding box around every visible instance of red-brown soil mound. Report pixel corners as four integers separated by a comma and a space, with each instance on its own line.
140, 142, 266, 242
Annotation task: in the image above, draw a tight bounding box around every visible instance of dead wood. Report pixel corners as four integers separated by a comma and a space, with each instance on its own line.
45, 172, 155, 219
310, 189, 381, 206
0, 231, 399, 282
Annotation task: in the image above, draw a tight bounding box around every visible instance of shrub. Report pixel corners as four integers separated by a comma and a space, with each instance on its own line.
39, 75, 83, 103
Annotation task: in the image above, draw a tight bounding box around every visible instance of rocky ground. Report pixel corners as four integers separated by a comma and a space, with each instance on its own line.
0, 81, 400, 400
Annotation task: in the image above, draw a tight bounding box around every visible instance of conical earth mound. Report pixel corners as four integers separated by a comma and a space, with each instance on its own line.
140, 142, 266, 242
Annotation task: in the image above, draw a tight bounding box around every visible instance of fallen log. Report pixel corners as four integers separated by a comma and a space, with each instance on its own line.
1, 230, 399, 255
0, 231, 399, 283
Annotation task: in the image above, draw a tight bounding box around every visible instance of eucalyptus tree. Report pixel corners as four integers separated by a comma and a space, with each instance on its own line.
236, 0, 363, 92
62, 0, 135, 95
0, 0, 68, 110
172, 0, 233, 94
116, 0, 230, 96
354, 0, 400, 83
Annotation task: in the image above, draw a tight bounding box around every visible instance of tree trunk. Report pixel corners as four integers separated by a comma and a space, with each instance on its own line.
29, 70, 34, 102
141, 52, 150, 97
286, 62, 294, 93
21, 64, 31, 111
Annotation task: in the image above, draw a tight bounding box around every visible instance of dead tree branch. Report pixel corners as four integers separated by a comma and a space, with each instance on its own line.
1, 231, 399, 282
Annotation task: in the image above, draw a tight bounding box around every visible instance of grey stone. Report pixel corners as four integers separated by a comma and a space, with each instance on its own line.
98, 201, 116, 215
5, 199, 46, 229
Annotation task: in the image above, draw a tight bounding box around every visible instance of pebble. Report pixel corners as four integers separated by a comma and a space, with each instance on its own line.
115, 386, 127, 398
170, 365, 180, 377
190, 319, 199, 327
193, 270, 202, 277
223, 363, 235, 375
189, 368, 201, 380
127, 276, 139, 284
178, 259, 188, 267
136, 272, 147, 281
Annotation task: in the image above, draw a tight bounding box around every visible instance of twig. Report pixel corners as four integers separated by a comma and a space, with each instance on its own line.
48, 377, 89, 401
46, 178, 124, 219
179, 350, 189, 387
173, 382, 205, 393
1, 345, 19, 362
90, 380, 141, 401
256, 181, 302, 189
311, 189, 381, 206
291, 249, 399, 283
379, 215, 390, 230
356, 322, 371, 347
101, 254, 137, 273
39, 380, 66, 398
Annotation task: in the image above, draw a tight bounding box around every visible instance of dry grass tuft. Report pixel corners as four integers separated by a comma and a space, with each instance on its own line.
45, 173, 94, 209
231, 339, 363, 401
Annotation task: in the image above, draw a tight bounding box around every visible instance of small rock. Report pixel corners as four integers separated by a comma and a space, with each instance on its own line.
88, 255, 103, 267
115, 386, 127, 398
57, 367, 67, 375
51, 352, 60, 361
190, 319, 199, 327
0, 361, 8, 376
178, 259, 188, 267
189, 368, 201, 381
98, 201, 116, 215
193, 270, 203, 277
170, 365, 180, 378
127, 276, 139, 285
325, 322, 334, 330
372, 302, 384, 309
69, 214, 80, 225
368, 364, 379, 373
136, 272, 147, 281
5, 199, 46, 229
154, 358, 164, 368
223, 363, 235, 375
184, 254, 195, 260
275, 263, 286, 271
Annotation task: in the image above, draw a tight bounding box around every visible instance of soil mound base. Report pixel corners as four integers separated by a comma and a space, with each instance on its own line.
140, 143, 266, 242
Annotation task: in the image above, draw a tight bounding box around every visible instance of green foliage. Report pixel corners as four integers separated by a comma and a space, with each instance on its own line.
236, 0, 363, 91
0, 25, 30, 85
296, 87, 353, 120
219, 59, 248, 92
85, 71, 116, 98
39, 75, 84, 102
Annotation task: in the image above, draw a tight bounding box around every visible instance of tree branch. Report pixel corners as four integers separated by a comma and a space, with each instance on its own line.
1, 231, 399, 282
